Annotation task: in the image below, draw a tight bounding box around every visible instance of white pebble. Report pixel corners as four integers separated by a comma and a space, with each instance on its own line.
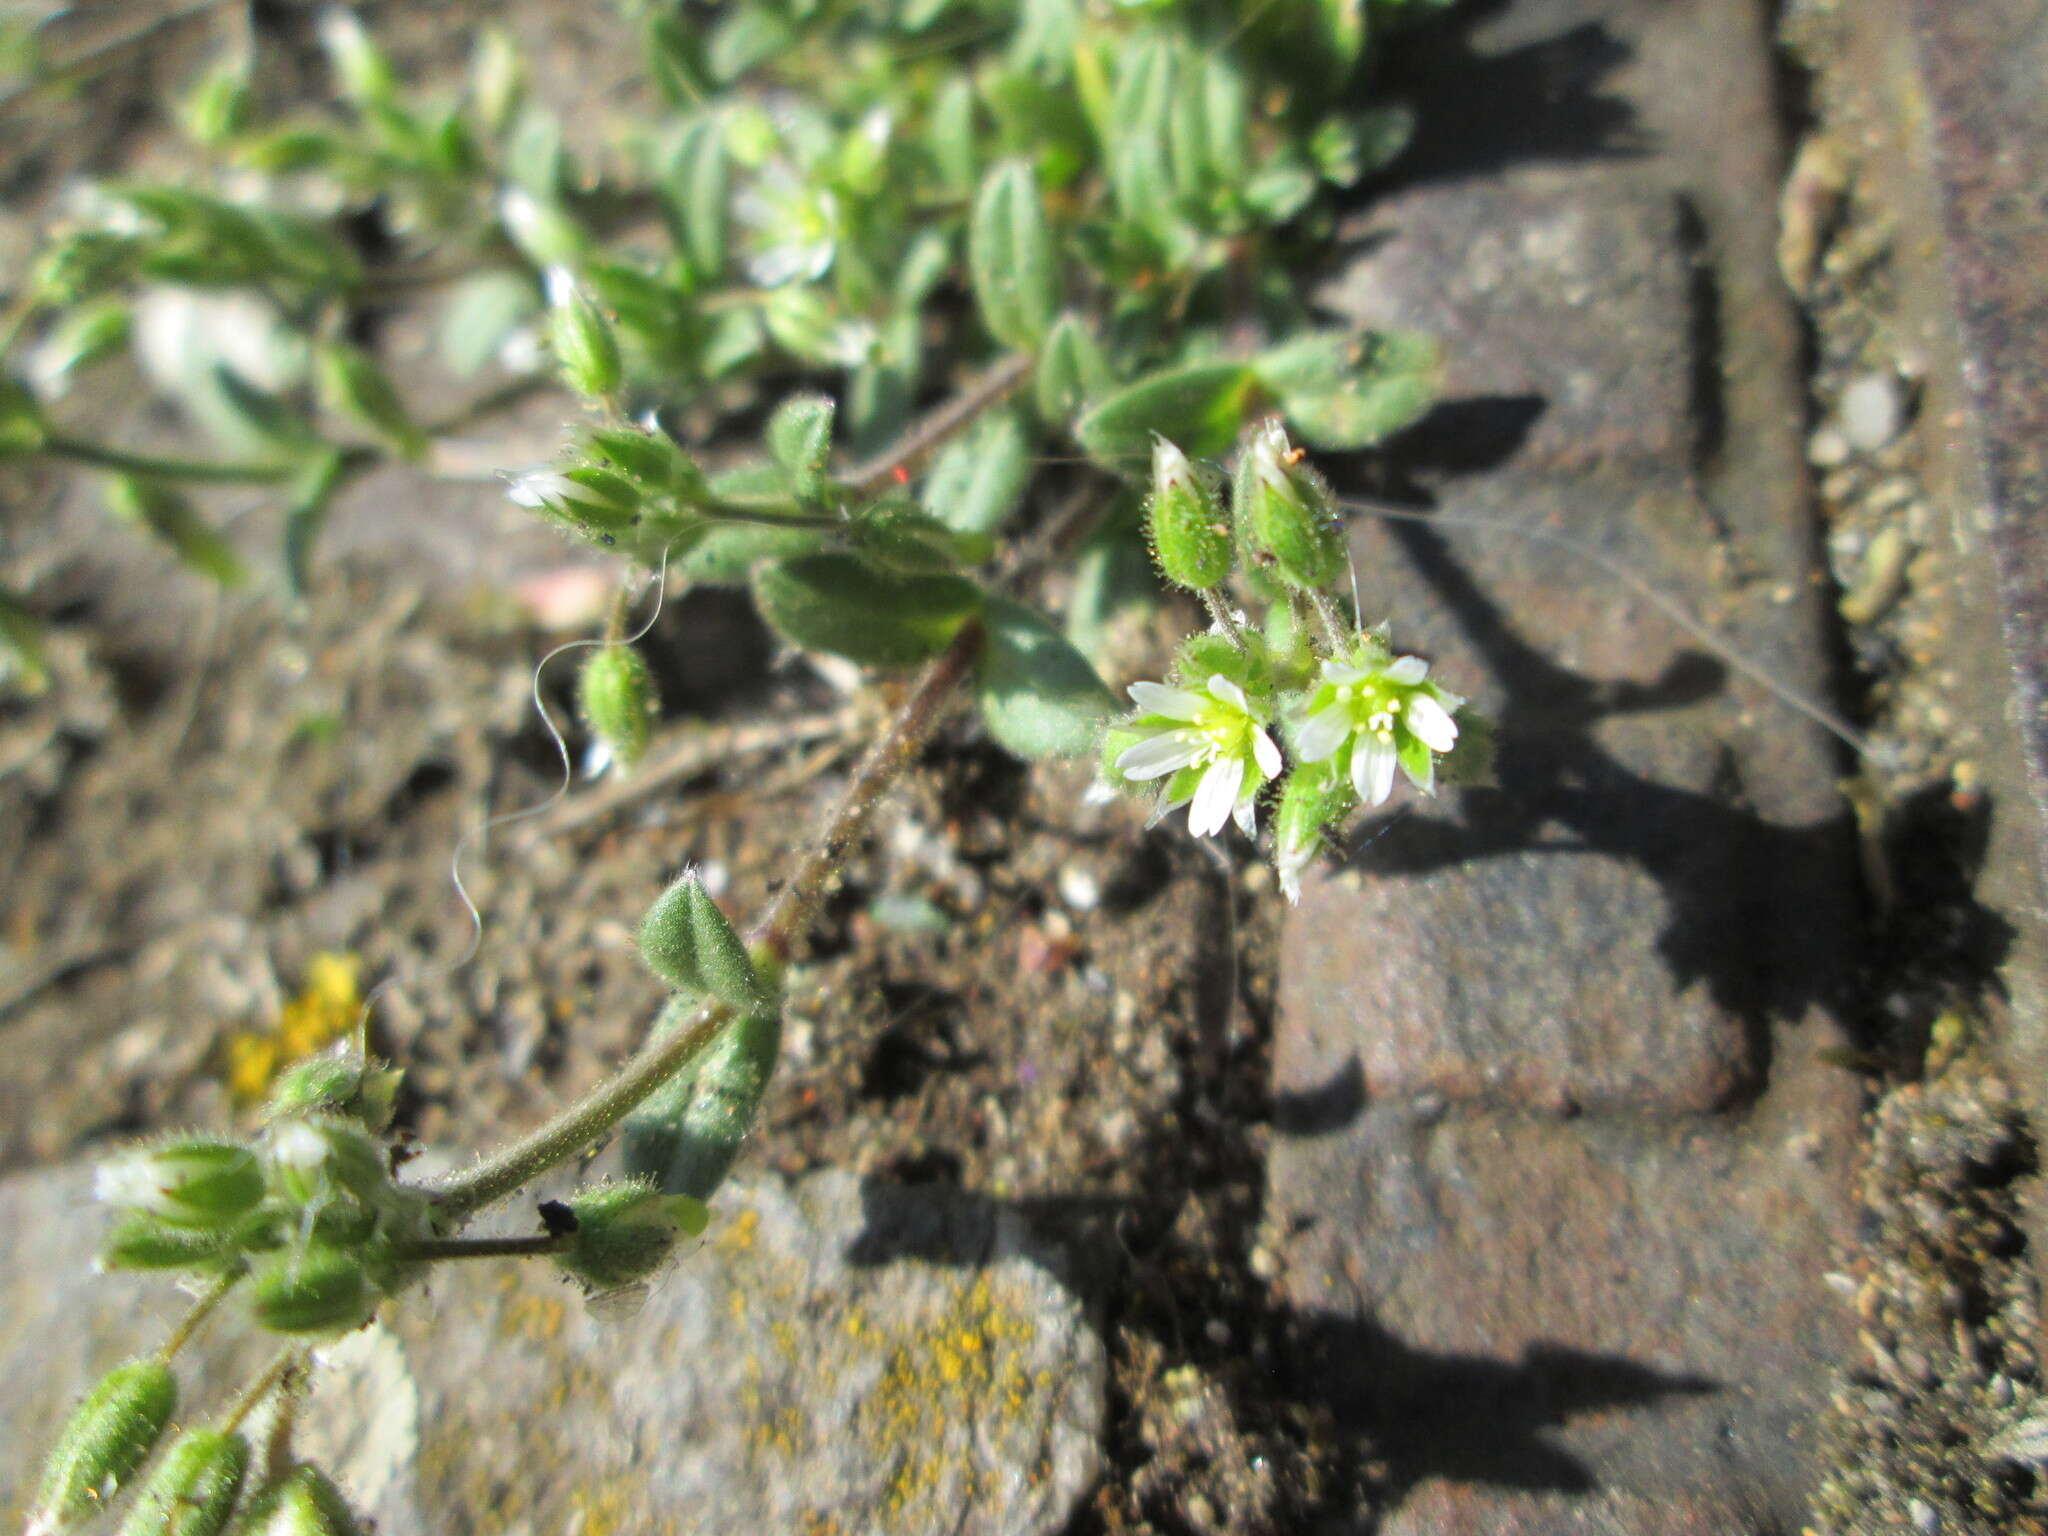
1842, 371, 1905, 452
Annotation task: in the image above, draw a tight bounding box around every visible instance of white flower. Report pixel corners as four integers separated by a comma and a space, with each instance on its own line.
1115, 673, 1284, 838
1295, 649, 1463, 805
736, 164, 839, 287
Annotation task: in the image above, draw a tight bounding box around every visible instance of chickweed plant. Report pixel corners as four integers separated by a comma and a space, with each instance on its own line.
3, 0, 1499, 1527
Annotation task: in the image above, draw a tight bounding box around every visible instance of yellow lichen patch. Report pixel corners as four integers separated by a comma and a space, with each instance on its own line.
498, 1287, 568, 1348
850, 1273, 1043, 1527
223, 951, 363, 1103
716, 1205, 761, 1254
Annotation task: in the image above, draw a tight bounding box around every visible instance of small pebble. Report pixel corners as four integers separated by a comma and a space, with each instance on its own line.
1843, 371, 1906, 452
1808, 425, 1851, 468
1248, 1246, 1281, 1281
1056, 862, 1101, 912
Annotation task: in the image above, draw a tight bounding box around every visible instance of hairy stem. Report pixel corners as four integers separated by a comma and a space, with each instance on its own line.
840, 351, 1034, 495
42, 432, 303, 485
1200, 590, 1246, 645
221, 1347, 300, 1435
156, 1269, 240, 1361
434, 620, 983, 1218
391, 1233, 574, 1262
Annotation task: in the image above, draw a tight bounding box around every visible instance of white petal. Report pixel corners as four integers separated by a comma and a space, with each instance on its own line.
1232, 784, 1258, 837
1321, 659, 1368, 685
1187, 755, 1245, 838
1352, 738, 1398, 805
1127, 681, 1206, 720
1251, 727, 1283, 781
1406, 693, 1459, 753
1206, 674, 1250, 712
1294, 704, 1352, 763
1385, 656, 1429, 685
1117, 732, 1204, 780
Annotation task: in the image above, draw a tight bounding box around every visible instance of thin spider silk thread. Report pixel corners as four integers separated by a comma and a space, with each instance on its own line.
1330, 495, 1882, 765
349, 551, 672, 1058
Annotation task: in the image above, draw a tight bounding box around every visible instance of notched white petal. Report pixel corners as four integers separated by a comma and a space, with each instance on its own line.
1385, 655, 1429, 685
1117, 732, 1203, 780
1188, 754, 1245, 838
1205, 674, 1250, 713
1251, 727, 1283, 781
1406, 693, 1459, 753
1294, 704, 1352, 763
1127, 680, 1205, 720
1352, 738, 1398, 805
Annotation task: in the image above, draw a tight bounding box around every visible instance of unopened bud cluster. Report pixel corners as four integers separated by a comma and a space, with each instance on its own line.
93, 1054, 425, 1337
1110, 420, 1490, 900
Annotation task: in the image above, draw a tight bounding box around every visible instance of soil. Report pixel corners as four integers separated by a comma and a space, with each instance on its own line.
1, 3, 2040, 1534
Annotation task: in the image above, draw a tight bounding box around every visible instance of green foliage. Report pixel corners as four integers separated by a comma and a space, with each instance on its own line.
753, 553, 983, 667
639, 871, 770, 1010
117, 1427, 248, 1536
623, 1002, 785, 1202
976, 597, 1116, 758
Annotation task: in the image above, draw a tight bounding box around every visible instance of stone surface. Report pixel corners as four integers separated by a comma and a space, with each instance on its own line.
1270, 1, 1866, 1530
0, 1164, 1105, 1536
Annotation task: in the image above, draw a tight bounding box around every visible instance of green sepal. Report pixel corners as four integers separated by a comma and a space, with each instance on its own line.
554, 1179, 698, 1291
1235, 419, 1347, 591
95, 1139, 265, 1229
752, 554, 982, 668
975, 598, 1114, 760
29, 1358, 177, 1534
1075, 361, 1260, 468
264, 1056, 401, 1132
548, 275, 622, 399
249, 1245, 375, 1335
116, 1427, 247, 1536
98, 1215, 237, 1273
639, 871, 769, 1010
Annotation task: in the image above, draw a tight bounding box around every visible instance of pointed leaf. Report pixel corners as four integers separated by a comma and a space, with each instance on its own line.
969, 160, 1058, 348
1074, 361, 1259, 467
753, 554, 982, 667
976, 598, 1115, 760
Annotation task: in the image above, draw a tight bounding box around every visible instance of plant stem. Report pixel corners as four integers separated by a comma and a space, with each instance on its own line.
840, 351, 1034, 495
222, 1347, 300, 1435
1200, 590, 1246, 646
42, 432, 303, 485
696, 502, 843, 531
1307, 589, 1350, 651
156, 1269, 240, 1361
390, 1233, 574, 1262
747, 618, 982, 962
432, 619, 984, 1219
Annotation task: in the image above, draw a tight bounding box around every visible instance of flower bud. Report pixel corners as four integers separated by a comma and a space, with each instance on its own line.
578, 643, 658, 771
1235, 419, 1346, 592
235, 1465, 365, 1536
1271, 760, 1356, 905
28, 1358, 177, 1535
250, 1246, 376, 1335
98, 1214, 236, 1273
507, 466, 640, 537
1146, 438, 1232, 590
554, 1179, 706, 1292
638, 871, 768, 1010
264, 1119, 390, 1211
621, 1007, 781, 1201
115, 1427, 247, 1536
264, 1056, 402, 1133
95, 1141, 264, 1230
468, 29, 524, 138
546, 267, 622, 399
